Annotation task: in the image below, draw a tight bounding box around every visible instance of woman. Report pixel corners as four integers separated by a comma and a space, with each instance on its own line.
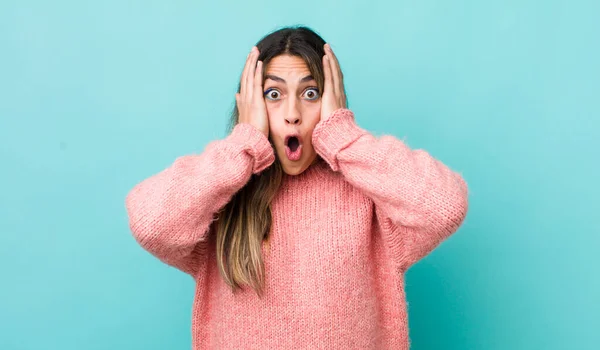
125, 25, 469, 349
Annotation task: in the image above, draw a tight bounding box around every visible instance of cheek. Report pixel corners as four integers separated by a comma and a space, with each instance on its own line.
266, 104, 280, 128
265, 104, 285, 142
306, 102, 322, 126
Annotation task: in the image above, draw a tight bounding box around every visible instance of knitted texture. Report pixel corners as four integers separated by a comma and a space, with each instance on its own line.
125, 108, 469, 349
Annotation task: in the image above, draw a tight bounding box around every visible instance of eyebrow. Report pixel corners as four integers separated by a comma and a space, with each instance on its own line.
265, 74, 315, 83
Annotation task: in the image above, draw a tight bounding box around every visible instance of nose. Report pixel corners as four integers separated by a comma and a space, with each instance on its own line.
285, 116, 300, 125
285, 98, 302, 125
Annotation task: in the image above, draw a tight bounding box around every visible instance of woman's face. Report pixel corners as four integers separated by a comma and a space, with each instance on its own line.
263, 54, 321, 176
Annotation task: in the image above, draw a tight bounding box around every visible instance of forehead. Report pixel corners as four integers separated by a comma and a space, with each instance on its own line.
265, 54, 311, 77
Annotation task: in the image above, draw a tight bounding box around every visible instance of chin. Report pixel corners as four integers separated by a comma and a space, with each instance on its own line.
279, 153, 317, 176
280, 162, 308, 176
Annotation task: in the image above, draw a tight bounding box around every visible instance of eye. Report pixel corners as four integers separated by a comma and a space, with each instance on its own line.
303, 87, 320, 100
264, 88, 281, 100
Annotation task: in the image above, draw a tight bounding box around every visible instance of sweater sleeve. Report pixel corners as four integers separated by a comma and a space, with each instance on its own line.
312, 108, 469, 270
125, 123, 275, 277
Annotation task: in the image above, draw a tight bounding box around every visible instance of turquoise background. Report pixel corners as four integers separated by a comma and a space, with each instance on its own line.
1, 1, 598, 349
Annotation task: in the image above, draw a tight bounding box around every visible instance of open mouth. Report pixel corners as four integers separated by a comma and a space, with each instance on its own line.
287, 136, 300, 152
284, 134, 303, 161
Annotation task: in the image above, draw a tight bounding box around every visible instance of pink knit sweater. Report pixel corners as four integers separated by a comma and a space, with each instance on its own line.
125, 108, 469, 349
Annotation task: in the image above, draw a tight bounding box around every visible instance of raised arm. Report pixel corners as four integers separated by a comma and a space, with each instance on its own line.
316, 44, 468, 270
125, 123, 274, 276
312, 108, 469, 270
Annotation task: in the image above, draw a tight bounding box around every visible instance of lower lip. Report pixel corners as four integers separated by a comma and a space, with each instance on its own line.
285, 144, 303, 161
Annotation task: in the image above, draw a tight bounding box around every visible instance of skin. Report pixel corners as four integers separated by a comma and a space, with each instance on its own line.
263, 54, 321, 175
236, 44, 346, 176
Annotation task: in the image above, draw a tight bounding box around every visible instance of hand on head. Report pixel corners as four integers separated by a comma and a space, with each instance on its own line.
236, 46, 269, 138
321, 43, 347, 122
236, 43, 347, 139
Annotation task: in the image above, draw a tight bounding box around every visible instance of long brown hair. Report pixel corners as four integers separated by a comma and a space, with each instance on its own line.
215, 26, 328, 298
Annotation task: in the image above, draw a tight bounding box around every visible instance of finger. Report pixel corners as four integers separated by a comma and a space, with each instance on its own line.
241, 47, 256, 99
240, 51, 250, 99
326, 44, 343, 81
323, 54, 333, 99
235, 93, 242, 122
246, 48, 259, 101
325, 44, 343, 98
329, 46, 346, 104
253, 60, 264, 103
